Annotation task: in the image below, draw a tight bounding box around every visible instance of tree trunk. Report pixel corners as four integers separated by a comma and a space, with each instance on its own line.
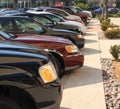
13, 0, 18, 9
102, 0, 108, 20
104, 0, 108, 20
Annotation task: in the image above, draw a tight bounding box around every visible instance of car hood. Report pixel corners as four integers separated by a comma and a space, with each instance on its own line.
60, 20, 87, 33
15, 34, 73, 45
62, 20, 82, 27
0, 40, 41, 51
50, 28, 78, 34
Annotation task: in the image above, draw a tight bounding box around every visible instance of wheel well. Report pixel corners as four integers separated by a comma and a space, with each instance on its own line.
0, 85, 36, 109
50, 52, 64, 71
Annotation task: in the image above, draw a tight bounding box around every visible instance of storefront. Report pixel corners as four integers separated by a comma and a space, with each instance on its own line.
0, 0, 31, 8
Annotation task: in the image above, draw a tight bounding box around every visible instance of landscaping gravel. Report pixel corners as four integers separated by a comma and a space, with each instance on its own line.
101, 58, 120, 109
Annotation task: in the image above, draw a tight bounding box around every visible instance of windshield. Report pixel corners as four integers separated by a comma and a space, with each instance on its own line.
32, 15, 53, 25
70, 7, 79, 14
43, 14, 64, 22
0, 18, 45, 34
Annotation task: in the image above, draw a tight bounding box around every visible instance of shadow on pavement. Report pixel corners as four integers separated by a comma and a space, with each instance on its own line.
85, 32, 96, 36
85, 39, 98, 43
62, 65, 102, 89
81, 47, 101, 55
60, 107, 72, 109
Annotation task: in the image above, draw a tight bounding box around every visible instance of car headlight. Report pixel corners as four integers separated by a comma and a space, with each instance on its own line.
65, 45, 79, 53
38, 61, 58, 84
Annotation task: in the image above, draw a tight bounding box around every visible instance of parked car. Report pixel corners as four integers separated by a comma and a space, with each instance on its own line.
108, 7, 120, 14
0, 10, 21, 16
92, 8, 102, 14
0, 16, 85, 49
0, 31, 84, 76
54, 6, 89, 24
69, 6, 92, 19
0, 40, 62, 109
19, 12, 87, 35
26, 7, 82, 23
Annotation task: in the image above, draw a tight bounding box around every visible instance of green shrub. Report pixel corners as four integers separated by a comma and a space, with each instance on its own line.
106, 19, 111, 26
108, 23, 119, 29
101, 21, 108, 31
104, 29, 120, 39
73, 3, 89, 10
110, 45, 120, 61
99, 16, 104, 23
116, 11, 120, 17
108, 14, 115, 17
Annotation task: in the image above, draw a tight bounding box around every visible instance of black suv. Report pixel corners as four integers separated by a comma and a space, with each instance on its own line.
0, 40, 62, 109
0, 16, 85, 49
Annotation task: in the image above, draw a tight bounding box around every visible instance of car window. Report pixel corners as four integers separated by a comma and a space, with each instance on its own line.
70, 7, 78, 14
44, 14, 62, 22
0, 18, 45, 34
33, 16, 53, 25
15, 19, 45, 34
47, 9, 68, 16
63, 8, 73, 14
0, 19, 14, 33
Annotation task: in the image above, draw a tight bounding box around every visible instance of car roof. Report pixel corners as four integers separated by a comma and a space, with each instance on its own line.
26, 11, 52, 14
0, 15, 29, 19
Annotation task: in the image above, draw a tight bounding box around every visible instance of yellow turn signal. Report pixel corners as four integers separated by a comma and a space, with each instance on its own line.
39, 62, 58, 83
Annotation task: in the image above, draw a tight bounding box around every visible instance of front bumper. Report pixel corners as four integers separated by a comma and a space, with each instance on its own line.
64, 52, 84, 71
25, 79, 63, 109
75, 38, 85, 49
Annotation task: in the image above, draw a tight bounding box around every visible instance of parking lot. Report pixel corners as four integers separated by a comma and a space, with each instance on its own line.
60, 18, 106, 109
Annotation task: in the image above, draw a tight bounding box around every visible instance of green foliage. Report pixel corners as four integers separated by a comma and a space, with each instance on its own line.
110, 45, 120, 61
116, 11, 120, 17
101, 21, 108, 31
101, 19, 111, 31
74, 0, 87, 4
73, 3, 89, 10
104, 29, 120, 39
32, 1, 44, 7
98, 16, 104, 23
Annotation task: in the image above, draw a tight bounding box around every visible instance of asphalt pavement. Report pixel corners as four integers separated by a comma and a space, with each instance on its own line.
60, 18, 107, 109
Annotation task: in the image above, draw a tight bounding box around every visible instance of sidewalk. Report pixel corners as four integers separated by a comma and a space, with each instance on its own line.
99, 17, 120, 59
60, 18, 106, 109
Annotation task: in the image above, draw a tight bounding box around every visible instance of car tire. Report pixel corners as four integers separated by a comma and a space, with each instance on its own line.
0, 96, 22, 109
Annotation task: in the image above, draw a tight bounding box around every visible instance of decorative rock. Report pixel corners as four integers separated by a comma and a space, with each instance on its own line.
111, 82, 120, 87
101, 58, 120, 109
117, 93, 120, 100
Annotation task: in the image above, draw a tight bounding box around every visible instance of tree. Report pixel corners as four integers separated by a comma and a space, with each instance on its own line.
115, 0, 120, 8
13, 0, 18, 9
74, 0, 87, 4
102, 0, 108, 20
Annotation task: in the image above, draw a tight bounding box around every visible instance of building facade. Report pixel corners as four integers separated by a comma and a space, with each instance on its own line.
0, 0, 31, 8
